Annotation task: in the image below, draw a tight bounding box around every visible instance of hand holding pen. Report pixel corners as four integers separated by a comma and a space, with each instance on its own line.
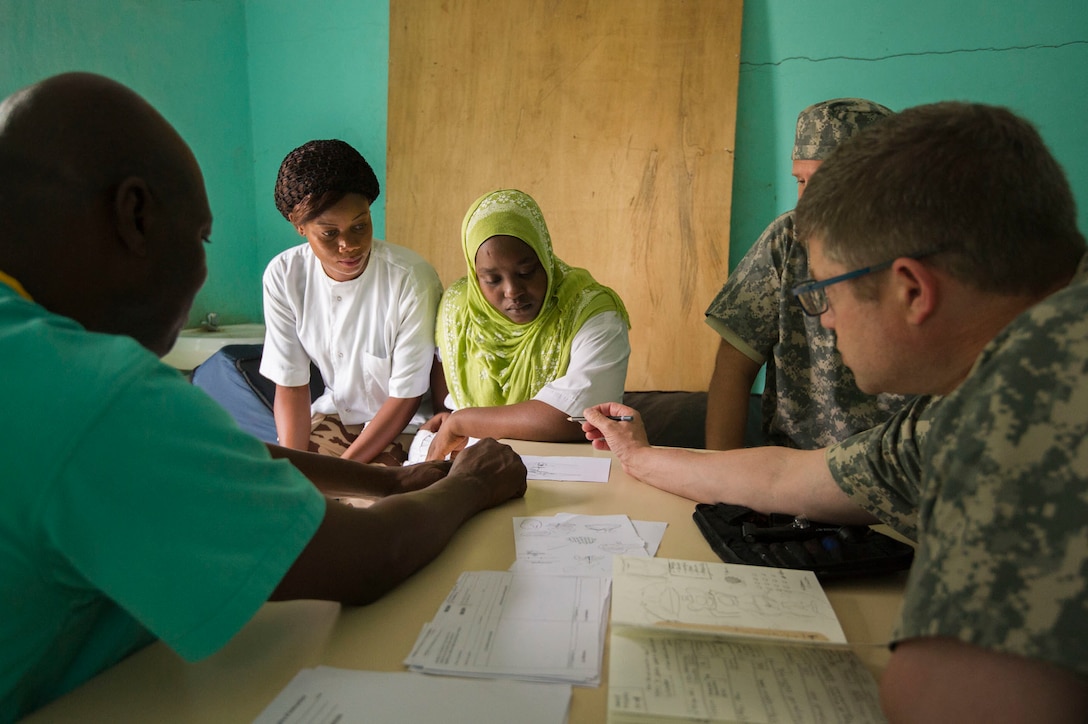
575, 403, 649, 456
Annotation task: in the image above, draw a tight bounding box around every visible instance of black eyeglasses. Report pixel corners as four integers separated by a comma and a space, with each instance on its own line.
791, 249, 945, 316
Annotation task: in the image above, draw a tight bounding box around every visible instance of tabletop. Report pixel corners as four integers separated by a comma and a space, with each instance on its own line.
24, 440, 908, 723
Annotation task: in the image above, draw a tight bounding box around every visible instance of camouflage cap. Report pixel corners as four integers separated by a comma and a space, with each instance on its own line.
793, 98, 894, 161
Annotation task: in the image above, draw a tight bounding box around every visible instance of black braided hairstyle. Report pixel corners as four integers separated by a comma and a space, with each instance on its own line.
273, 139, 379, 223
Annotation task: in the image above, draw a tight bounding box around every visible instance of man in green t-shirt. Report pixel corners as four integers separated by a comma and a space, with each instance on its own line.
0, 72, 526, 721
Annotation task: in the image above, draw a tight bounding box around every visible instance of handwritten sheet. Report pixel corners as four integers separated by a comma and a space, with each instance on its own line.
607, 557, 886, 723
404, 570, 609, 685
405, 431, 612, 482
520, 455, 611, 482
405, 429, 479, 463
610, 556, 847, 643
510, 513, 665, 577
608, 636, 887, 723
253, 666, 572, 724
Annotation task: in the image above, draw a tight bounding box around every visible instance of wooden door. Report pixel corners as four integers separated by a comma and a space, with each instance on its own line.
388, 0, 742, 390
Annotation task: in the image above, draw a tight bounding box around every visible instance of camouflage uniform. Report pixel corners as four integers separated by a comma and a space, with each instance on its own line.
824, 394, 944, 540
706, 98, 908, 449
828, 256, 1088, 674
705, 210, 909, 448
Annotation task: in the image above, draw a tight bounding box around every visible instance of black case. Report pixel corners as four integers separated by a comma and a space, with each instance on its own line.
693, 503, 915, 580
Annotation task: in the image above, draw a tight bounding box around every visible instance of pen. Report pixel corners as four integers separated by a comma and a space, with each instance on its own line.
567, 415, 634, 422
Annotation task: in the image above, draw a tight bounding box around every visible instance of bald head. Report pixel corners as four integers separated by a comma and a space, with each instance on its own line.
0, 72, 201, 223
0, 72, 211, 355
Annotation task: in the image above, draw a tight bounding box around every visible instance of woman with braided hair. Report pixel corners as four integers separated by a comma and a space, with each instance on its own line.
423, 188, 631, 461
260, 139, 443, 465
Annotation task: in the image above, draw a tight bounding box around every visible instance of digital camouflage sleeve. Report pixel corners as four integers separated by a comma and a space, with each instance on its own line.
896, 270, 1088, 674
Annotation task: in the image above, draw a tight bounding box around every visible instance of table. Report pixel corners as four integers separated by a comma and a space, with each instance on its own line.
24, 441, 908, 723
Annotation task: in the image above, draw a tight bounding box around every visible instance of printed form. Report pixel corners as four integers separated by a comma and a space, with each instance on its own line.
253, 666, 571, 724
404, 570, 610, 685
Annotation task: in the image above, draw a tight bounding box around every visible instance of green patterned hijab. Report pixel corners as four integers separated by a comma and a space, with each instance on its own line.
437, 189, 629, 408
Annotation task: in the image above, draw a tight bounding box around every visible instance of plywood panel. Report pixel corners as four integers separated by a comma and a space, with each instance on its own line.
388, 0, 741, 391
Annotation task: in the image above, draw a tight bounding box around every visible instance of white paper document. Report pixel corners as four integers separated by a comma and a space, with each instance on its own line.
405, 430, 611, 483
608, 635, 887, 724
404, 570, 609, 686
252, 666, 572, 724
404, 430, 481, 464
509, 513, 665, 577
610, 555, 847, 643
606, 557, 886, 723
521, 455, 611, 482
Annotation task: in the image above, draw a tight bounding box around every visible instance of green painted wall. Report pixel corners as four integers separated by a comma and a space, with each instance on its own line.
245, 0, 389, 279
732, 0, 1088, 269
1, 0, 1086, 329
0, 0, 258, 325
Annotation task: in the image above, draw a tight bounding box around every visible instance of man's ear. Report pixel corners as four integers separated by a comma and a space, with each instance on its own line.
113, 176, 151, 256
892, 258, 939, 325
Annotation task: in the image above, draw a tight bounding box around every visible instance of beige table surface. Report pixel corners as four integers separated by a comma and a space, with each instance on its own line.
24, 441, 907, 723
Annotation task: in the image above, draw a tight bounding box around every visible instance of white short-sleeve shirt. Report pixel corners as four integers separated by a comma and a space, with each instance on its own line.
260, 240, 443, 426
441, 311, 630, 417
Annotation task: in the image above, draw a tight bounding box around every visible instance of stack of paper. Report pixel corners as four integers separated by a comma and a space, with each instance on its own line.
607, 556, 887, 723
252, 666, 572, 724
405, 513, 669, 688
404, 570, 610, 685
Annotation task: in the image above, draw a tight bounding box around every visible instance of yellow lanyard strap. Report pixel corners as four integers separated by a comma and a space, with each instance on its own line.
0, 269, 32, 301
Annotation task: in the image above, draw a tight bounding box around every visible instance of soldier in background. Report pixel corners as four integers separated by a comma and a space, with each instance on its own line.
583, 101, 1088, 720
704, 98, 909, 450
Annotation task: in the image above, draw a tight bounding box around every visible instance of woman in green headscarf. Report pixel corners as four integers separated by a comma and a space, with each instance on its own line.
423, 189, 630, 460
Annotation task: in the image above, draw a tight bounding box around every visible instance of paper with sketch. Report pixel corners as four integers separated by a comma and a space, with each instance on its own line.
521, 455, 611, 482
607, 557, 885, 724
252, 666, 572, 724
404, 432, 610, 482
405, 428, 437, 463
404, 570, 609, 685
509, 514, 662, 577
607, 635, 887, 724
610, 556, 846, 644
404, 429, 481, 464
